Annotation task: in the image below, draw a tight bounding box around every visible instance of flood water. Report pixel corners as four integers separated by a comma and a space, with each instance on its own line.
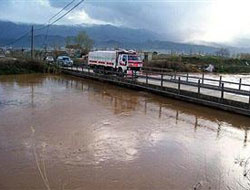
0, 74, 250, 190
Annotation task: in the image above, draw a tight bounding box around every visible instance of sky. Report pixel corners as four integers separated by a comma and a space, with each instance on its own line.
1, 0, 250, 45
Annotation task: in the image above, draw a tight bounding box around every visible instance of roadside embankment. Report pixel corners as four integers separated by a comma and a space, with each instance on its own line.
146, 55, 250, 74
0, 58, 59, 75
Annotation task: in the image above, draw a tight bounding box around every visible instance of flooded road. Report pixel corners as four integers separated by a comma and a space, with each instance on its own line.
0, 74, 250, 190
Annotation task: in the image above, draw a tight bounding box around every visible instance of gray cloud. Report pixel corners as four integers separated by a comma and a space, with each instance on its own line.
2, 0, 249, 44
44, 0, 210, 41
0, 0, 212, 42
81, 1, 210, 41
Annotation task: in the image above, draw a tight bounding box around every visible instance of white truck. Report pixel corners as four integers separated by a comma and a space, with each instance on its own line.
88, 50, 143, 74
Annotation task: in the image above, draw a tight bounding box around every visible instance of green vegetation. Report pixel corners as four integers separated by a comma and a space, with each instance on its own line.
146, 55, 250, 73
0, 58, 59, 75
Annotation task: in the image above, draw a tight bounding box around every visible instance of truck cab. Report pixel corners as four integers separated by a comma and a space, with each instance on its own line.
118, 53, 143, 73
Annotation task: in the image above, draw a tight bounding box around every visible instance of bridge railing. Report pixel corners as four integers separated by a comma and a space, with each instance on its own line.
159, 72, 250, 91
63, 65, 250, 107
71, 64, 250, 90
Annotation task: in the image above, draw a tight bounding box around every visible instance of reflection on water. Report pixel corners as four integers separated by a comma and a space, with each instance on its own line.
0, 74, 250, 190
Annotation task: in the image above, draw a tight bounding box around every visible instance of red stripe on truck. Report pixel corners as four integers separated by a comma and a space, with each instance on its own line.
106, 62, 113, 65
119, 62, 126, 66
89, 60, 97, 63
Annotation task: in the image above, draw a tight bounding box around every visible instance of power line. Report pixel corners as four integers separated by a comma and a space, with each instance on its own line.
35, 0, 84, 31
31, 26, 34, 58
49, 0, 84, 26
40, 0, 84, 50
1, 30, 30, 47
48, 0, 77, 23
42, 26, 50, 50
42, 0, 78, 49
1, 0, 84, 48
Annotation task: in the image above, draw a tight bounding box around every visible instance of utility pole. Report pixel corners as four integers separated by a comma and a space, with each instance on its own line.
31, 25, 34, 59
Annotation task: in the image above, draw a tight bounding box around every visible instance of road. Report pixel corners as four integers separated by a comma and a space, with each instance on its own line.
68, 66, 250, 104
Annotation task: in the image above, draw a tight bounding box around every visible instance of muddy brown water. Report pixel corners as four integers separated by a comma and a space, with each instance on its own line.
0, 74, 250, 190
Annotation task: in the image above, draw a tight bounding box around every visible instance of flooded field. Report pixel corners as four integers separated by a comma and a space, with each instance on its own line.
0, 74, 250, 190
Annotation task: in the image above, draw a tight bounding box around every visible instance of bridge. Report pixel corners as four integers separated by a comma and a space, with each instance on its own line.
61, 66, 250, 117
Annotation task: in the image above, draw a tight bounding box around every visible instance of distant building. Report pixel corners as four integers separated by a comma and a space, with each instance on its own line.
0, 48, 5, 58
139, 52, 153, 62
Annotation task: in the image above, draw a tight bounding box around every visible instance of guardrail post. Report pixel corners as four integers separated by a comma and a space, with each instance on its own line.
178, 77, 181, 94
198, 79, 201, 97
134, 71, 137, 82
239, 78, 242, 90
146, 72, 148, 84
161, 74, 163, 88
219, 76, 222, 87
186, 73, 189, 82
249, 91, 250, 109
221, 83, 224, 100
88, 67, 90, 73
202, 73, 204, 84
174, 71, 177, 80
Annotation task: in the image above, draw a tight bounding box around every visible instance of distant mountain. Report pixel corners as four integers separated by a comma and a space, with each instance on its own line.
0, 20, 161, 46
0, 20, 221, 54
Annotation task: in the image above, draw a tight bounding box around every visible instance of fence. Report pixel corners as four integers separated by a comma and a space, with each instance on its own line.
61, 65, 250, 116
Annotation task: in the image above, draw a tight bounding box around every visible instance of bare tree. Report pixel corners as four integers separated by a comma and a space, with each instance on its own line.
65, 31, 93, 56
216, 48, 230, 57
65, 36, 75, 47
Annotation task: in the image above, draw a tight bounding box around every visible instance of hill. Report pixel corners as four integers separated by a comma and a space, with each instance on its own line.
0, 20, 219, 54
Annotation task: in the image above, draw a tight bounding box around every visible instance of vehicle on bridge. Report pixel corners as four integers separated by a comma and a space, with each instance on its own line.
88, 50, 143, 74
45, 56, 54, 64
57, 56, 73, 67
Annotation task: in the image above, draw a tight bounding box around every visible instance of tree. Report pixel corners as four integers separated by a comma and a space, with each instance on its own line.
65, 31, 94, 56
75, 31, 93, 55
65, 36, 75, 46
216, 48, 230, 57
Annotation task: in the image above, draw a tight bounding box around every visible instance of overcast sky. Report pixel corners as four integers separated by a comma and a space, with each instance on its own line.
1, 0, 250, 44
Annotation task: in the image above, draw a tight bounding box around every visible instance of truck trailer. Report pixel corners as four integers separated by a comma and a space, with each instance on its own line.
88, 50, 143, 74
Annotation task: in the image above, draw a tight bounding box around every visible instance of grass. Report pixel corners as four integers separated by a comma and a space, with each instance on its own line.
0, 58, 59, 75
147, 55, 250, 74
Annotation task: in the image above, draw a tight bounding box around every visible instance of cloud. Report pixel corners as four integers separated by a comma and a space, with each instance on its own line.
1, 0, 250, 44
82, 1, 212, 41
0, 0, 107, 25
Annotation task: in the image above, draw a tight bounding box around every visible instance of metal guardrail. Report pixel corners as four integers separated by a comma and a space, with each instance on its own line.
164, 72, 250, 90
73, 64, 250, 90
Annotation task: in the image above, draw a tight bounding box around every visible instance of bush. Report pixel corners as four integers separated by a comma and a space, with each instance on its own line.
0, 58, 47, 75
148, 55, 250, 73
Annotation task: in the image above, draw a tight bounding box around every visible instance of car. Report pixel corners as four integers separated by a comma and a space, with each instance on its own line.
45, 56, 54, 64
56, 56, 73, 67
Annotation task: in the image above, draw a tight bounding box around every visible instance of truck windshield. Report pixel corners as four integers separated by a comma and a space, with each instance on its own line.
128, 56, 140, 61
